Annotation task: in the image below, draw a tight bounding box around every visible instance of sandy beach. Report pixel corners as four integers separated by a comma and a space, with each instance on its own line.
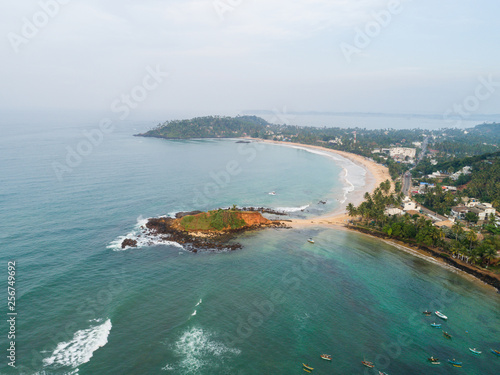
254, 139, 392, 227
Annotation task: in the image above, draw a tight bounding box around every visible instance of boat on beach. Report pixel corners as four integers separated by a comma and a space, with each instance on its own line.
307, 238, 315, 244
448, 359, 462, 367
431, 323, 442, 328
469, 348, 481, 355
320, 354, 331, 361
435, 311, 448, 320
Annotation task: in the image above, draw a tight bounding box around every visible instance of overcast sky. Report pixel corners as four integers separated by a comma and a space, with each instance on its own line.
1, 0, 500, 119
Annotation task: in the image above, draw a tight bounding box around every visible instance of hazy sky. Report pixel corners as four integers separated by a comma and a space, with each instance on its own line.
2, 0, 500, 118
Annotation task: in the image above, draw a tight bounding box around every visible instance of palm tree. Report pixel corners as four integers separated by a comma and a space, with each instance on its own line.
346, 203, 357, 217
465, 229, 477, 251
452, 222, 463, 242
482, 246, 498, 267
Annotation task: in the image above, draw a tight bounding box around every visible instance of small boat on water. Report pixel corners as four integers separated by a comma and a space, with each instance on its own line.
428, 356, 440, 365
422, 310, 432, 316
302, 363, 314, 371
320, 354, 331, 361
443, 331, 452, 339
362, 360, 374, 368
307, 238, 315, 244
435, 311, 448, 320
269, 191, 276, 195
448, 359, 462, 367
431, 323, 442, 328
491, 348, 500, 356
469, 348, 482, 355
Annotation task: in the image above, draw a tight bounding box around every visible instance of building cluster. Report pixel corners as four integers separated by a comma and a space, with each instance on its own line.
427, 166, 471, 181
450, 200, 496, 222
372, 147, 417, 164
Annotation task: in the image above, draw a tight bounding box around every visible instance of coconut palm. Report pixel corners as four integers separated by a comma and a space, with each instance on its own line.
346, 203, 357, 217
465, 229, 477, 251
482, 246, 498, 267
452, 222, 463, 242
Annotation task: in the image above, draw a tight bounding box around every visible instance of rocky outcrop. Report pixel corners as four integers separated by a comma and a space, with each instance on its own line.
121, 238, 138, 248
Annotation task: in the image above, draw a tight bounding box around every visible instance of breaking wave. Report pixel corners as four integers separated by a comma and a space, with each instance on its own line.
274, 204, 310, 213
107, 216, 184, 251
173, 327, 241, 374
43, 319, 111, 369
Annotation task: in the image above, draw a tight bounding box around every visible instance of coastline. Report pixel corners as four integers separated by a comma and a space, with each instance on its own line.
251, 138, 500, 292
250, 138, 391, 227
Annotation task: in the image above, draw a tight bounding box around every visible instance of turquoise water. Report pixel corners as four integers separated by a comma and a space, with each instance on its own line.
0, 121, 499, 374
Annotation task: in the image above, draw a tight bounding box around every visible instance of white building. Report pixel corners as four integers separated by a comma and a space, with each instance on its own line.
389, 147, 416, 159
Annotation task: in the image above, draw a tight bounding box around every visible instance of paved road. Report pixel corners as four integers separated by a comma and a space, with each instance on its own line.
402, 171, 412, 196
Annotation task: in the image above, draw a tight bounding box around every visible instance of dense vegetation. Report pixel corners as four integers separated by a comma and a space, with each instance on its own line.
139, 115, 268, 139
180, 209, 247, 231
413, 151, 500, 208
347, 182, 499, 271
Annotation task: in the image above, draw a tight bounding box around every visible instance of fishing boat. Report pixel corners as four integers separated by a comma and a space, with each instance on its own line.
431, 323, 442, 328
302, 363, 314, 371
422, 310, 432, 316
448, 359, 462, 367
428, 356, 440, 365
320, 354, 332, 361
443, 331, 452, 339
435, 311, 448, 320
362, 360, 374, 368
491, 348, 500, 356
469, 348, 481, 355
303, 369, 312, 373
269, 191, 276, 195
307, 238, 315, 244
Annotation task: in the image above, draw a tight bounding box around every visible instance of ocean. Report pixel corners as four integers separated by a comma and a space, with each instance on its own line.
1, 118, 499, 375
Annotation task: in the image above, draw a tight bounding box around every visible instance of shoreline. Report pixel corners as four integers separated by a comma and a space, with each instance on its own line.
250, 138, 391, 227
251, 138, 500, 293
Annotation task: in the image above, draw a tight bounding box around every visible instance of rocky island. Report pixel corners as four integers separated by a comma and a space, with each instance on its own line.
122, 208, 287, 252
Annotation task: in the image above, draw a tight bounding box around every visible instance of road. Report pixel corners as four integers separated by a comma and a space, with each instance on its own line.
402, 171, 412, 196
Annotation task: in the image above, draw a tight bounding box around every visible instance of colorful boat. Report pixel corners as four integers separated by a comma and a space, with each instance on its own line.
469, 348, 481, 355
428, 356, 440, 365
435, 311, 448, 320
302, 363, 314, 371
422, 310, 432, 315
431, 323, 442, 328
307, 238, 315, 244
448, 359, 462, 367
320, 354, 332, 361
491, 348, 500, 356
362, 360, 374, 368
443, 331, 452, 339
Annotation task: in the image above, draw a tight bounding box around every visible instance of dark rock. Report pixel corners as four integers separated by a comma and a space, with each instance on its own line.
175, 211, 204, 219
121, 238, 138, 248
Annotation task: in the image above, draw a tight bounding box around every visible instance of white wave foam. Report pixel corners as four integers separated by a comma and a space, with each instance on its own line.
174, 327, 241, 374
161, 364, 175, 371
274, 204, 310, 213
339, 168, 355, 204
195, 299, 202, 306
191, 310, 197, 316
43, 319, 111, 368
107, 215, 184, 251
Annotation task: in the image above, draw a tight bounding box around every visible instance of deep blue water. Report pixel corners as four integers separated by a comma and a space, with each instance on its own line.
0, 120, 499, 375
